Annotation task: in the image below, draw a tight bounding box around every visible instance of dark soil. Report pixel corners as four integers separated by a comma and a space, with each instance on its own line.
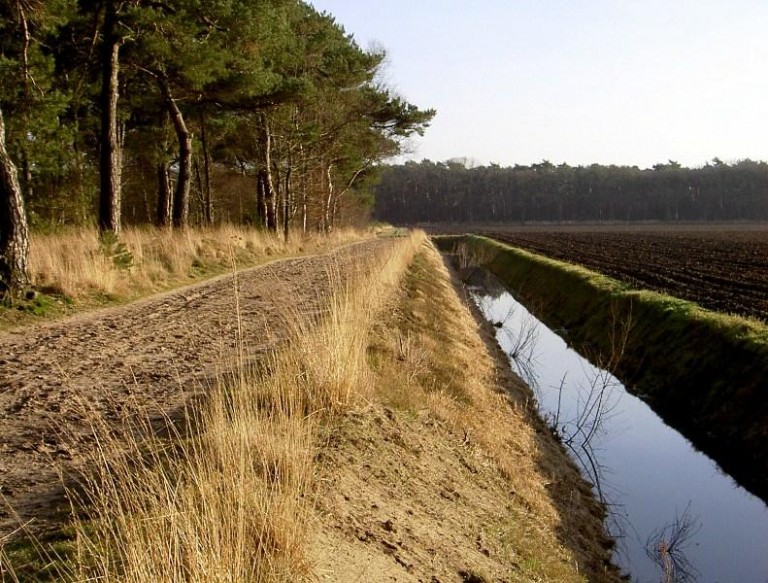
479, 226, 768, 321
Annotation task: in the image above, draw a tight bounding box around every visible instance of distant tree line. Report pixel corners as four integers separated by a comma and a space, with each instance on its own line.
374, 159, 768, 224
0, 0, 434, 293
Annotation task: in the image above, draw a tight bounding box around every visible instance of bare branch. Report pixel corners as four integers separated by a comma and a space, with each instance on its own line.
645, 503, 701, 583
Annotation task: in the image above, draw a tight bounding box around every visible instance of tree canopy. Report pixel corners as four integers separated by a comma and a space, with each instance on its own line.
0, 0, 435, 232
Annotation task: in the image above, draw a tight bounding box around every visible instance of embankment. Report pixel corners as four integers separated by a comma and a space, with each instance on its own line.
311, 239, 622, 582
436, 234, 768, 503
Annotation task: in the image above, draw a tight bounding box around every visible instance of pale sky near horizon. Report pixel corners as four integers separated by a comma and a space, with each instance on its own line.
310, 1, 768, 169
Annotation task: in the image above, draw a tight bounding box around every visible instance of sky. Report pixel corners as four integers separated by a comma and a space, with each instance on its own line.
309, 1, 768, 169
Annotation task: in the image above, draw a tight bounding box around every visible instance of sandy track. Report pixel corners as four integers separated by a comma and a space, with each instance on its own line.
0, 238, 394, 539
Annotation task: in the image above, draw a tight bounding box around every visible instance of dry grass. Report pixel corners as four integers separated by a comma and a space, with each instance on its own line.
67, 380, 316, 582
370, 244, 557, 512
14, 230, 426, 582
28, 225, 369, 301
366, 240, 619, 581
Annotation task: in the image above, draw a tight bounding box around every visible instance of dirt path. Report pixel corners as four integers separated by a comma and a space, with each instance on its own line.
0, 238, 394, 539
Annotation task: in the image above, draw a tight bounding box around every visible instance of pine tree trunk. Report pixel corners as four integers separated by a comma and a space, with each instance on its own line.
283, 164, 291, 241
331, 190, 339, 231
273, 162, 282, 233
17, 2, 34, 218
0, 106, 30, 294
200, 114, 214, 225
157, 76, 191, 229
156, 162, 172, 227
194, 157, 205, 222
256, 169, 267, 228
99, 0, 122, 236
299, 148, 308, 235
20, 152, 32, 204
324, 163, 334, 234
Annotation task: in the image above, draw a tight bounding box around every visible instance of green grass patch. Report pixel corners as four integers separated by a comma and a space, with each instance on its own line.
1, 530, 80, 582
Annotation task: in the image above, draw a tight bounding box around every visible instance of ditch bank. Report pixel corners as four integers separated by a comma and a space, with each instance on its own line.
435, 234, 768, 504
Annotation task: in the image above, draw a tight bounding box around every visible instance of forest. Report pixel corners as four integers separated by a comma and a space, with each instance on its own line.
374, 158, 768, 225
0, 0, 434, 293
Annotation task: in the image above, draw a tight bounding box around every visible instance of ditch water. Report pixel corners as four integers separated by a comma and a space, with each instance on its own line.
467, 270, 768, 583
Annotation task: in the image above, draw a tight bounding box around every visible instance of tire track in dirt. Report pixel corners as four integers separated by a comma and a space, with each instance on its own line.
0, 238, 395, 539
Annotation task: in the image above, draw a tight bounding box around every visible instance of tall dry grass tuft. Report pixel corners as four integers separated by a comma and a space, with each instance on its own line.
260, 232, 427, 416
63, 230, 426, 582
29, 225, 369, 301
31, 229, 121, 297
71, 386, 315, 582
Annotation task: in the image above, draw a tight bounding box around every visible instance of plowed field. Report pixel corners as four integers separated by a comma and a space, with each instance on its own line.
482, 226, 768, 321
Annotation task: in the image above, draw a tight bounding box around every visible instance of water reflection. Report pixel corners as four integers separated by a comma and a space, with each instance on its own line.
467, 269, 768, 583
645, 503, 701, 583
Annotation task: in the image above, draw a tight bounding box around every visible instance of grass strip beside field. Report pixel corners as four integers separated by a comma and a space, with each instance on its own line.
437, 234, 768, 504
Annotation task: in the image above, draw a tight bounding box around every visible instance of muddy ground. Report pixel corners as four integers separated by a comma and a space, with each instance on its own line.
0, 239, 395, 539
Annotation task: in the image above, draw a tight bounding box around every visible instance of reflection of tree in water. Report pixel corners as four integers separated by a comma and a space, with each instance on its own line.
645, 504, 701, 583
498, 306, 540, 387
470, 283, 618, 506
530, 363, 622, 510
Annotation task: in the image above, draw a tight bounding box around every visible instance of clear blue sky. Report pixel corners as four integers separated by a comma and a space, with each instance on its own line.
310, 1, 768, 169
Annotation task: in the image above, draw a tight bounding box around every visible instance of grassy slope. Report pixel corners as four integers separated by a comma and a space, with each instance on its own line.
310, 241, 621, 582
